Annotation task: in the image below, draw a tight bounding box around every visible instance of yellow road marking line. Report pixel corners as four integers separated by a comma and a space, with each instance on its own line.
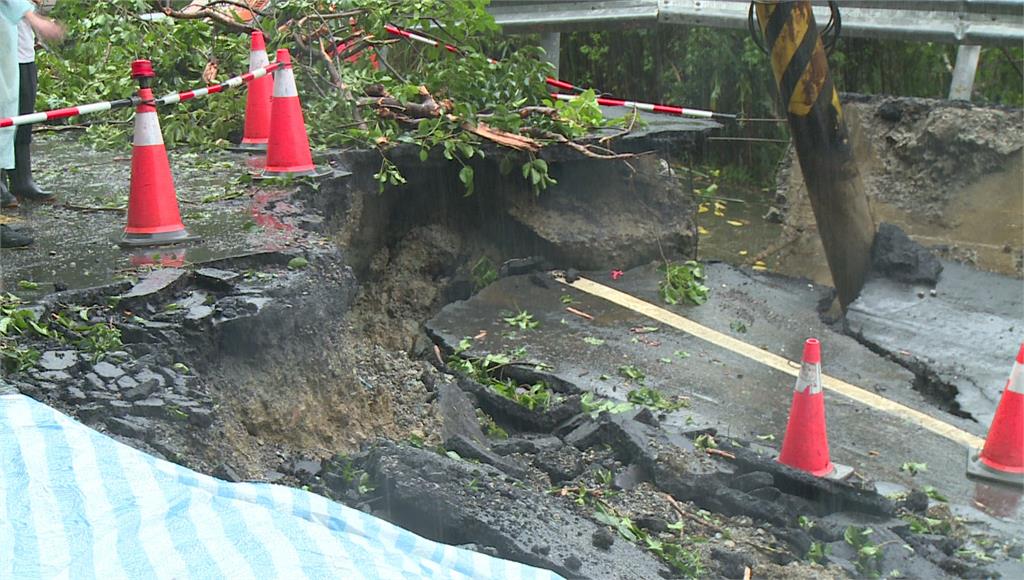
558, 275, 984, 449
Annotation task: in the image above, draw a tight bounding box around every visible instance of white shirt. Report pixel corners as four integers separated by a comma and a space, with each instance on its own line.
17, 18, 34, 64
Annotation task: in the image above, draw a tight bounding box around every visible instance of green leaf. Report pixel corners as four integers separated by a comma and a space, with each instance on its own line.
17, 280, 39, 290
922, 485, 948, 502
458, 165, 475, 196
288, 257, 309, 270
900, 462, 928, 476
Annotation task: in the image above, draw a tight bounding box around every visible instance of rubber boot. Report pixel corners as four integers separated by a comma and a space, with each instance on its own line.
0, 173, 18, 208
0, 224, 33, 248
10, 144, 54, 202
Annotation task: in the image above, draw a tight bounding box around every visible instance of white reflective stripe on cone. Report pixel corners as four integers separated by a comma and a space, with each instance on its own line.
133, 112, 164, 146
250, 50, 269, 70
1008, 361, 1023, 394
794, 363, 823, 395
273, 67, 298, 98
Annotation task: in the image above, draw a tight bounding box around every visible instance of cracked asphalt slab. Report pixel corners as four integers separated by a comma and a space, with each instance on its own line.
848, 260, 1023, 426
427, 262, 1023, 530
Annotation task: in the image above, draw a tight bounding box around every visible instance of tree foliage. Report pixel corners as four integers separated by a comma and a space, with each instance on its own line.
38, 0, 607, 193
34, 2, 1022, 189
561, 26, 1023, 182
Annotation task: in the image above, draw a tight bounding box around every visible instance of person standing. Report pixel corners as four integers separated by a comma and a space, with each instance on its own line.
0, 0, 61, 247
9, 2, 56, 202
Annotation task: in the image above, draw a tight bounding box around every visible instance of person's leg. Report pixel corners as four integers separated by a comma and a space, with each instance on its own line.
10, 61, 52, 201
0, 169, 16, 207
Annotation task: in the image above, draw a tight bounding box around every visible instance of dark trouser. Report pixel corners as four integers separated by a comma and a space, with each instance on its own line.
15, 62, 37, 146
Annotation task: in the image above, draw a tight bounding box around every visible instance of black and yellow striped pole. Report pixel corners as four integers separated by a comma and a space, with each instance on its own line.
754, 1, 875, 309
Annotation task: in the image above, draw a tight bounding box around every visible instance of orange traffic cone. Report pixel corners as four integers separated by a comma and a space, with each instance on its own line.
236, 31, 272, 152
778, 338, 850, 479
121, 60, 195, 247
967, 342, 1024, 486
262, 49, 326, 177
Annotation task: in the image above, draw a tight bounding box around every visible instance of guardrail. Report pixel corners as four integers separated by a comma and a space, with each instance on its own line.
489, 0, 1024, 45
488, 0, 1024, 100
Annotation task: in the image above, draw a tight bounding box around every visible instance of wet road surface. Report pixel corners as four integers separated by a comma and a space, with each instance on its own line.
1, 135, 315, 295
428, 264, 1023, 531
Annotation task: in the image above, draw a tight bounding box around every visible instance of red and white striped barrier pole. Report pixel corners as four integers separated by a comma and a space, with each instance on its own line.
383, 24, 590, 93
383, 23, 733, 119
154, 62, 281, 106
551, 93, 736, 121
0, 62, 282, 129
0, 97, 138, 128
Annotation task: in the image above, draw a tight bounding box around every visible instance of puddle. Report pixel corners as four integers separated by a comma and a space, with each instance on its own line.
692, 155, 1024, 287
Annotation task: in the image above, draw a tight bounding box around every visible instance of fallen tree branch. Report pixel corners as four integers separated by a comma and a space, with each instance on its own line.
157, 3, 254, 33
465, 122, 540, 152
60, 203, 126, 213
522, 127, 636, 160
664, 494, 721, 532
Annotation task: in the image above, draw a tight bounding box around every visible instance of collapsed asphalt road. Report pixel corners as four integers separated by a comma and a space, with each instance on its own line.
2, 104, 1021, 578
427, 263, 1023, 533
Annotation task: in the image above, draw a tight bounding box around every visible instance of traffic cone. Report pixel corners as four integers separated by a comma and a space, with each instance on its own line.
262, 49, 325, 177
121, 60, 196, 247
967, 342, 1024, 486
235, 31, 272, 152
778, 338, 850, 478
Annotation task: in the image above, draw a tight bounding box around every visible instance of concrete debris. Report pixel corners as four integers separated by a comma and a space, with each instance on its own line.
120, 268, 188, 301
871, 223, 943, 285
359, 441, 671, 579
39, 350, 79, 371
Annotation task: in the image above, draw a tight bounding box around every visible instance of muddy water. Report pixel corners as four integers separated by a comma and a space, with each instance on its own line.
693, 154, 1024, 286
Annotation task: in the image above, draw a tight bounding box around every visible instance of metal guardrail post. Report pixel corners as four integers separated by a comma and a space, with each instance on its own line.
949, 45, 982, 100
754, 1, 875, 310
540, 32, 562, 77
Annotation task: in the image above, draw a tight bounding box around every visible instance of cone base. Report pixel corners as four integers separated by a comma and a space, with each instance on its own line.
776, 458, 854, 481
227, 141, 268, 153
967, 448, 1024, 487
258, 165, 334, 179
119, 228, 199, 248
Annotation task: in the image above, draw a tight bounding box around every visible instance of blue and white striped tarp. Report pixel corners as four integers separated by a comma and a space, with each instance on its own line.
0, 392, 564, 579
